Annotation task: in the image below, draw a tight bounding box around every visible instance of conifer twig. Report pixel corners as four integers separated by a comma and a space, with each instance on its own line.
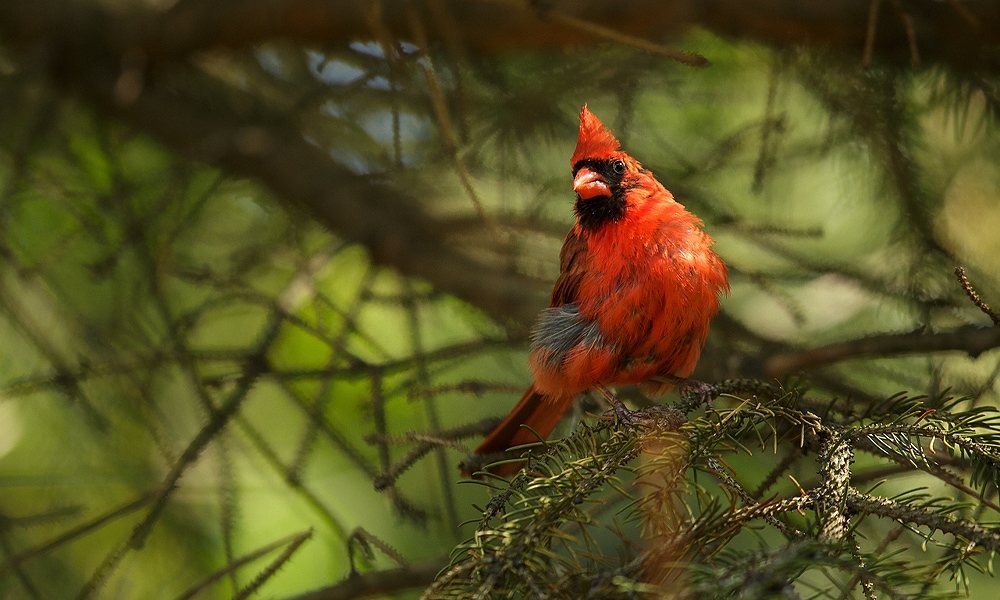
956, 266, 1000, 326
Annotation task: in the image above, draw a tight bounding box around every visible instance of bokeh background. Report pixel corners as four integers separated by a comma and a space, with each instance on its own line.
1, 1, 999, 598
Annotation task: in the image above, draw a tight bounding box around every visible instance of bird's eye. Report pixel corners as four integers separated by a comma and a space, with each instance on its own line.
612, 160, 626, 175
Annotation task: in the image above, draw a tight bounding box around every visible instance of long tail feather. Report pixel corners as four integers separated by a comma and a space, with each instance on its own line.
473, 385, 574, 476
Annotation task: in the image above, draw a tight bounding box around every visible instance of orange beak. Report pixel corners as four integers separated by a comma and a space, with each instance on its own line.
573, 168, 611, 200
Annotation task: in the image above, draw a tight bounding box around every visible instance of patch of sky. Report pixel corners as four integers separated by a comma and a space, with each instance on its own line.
350, 41, 385, 58
254, 47, 287, 80
328, 146, 384, 175
319, 101, 346, 119
366, 76, 392, 90
358, 110, 430, 147
307, 49, 367, 85
350, 40, 419, 56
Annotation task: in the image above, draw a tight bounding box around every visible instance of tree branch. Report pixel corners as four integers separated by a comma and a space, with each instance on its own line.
64, 51, 546, 326
2, 0, 999, 74
765, 325, 1000, 377
956, 267, 1000, 326
286, 561, 446, 600
847, 490, 1000, 551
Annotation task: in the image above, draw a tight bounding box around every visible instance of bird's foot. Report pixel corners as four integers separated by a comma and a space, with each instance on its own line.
673, 377, 718, 409
595, 384, 655, 427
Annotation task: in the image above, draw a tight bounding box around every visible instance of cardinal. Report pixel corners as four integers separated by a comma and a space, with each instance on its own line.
472, 106, 729, 476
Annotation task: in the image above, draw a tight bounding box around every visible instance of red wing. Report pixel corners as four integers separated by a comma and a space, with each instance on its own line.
549, 227, 587, 308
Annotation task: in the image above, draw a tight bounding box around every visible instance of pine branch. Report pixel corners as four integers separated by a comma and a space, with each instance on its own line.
847, 490, 1000, 552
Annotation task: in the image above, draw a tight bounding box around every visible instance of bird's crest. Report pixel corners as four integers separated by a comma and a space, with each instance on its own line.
571, 105, 621, 166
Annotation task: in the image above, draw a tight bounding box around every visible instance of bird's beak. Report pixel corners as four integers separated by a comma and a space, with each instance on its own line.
573, 168, 611, 200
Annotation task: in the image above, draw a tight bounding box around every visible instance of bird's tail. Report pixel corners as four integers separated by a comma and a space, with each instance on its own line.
472, 385, 574, 476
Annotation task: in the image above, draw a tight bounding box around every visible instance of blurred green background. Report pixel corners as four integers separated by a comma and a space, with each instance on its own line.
0, 1, 999, 598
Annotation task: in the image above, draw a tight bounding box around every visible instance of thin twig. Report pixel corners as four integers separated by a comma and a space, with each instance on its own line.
862, 0, 882, 67
838, 526, 904, 600
705, 457, 801, 538
403, 277, 459, 532
946, 0, 981, 31
0, 533, 42, 600
370, 418, 499, 490
174, 529, 313, 600
74, 315, 284, 600
956, 267, 1000, 326
528, 4, 708, 66
217, 433, 239, 594
402, 0, 491, 224
234, 530, 314, 600
234, 415, 353, 542
752, 57, 784, 193
347, 529, 408, 571
889, 0, 921, 68
752, 446, 804, 500
406, 381, 525, 401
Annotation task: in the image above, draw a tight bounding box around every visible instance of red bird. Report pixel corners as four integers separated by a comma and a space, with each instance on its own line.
473, 106, 729, 475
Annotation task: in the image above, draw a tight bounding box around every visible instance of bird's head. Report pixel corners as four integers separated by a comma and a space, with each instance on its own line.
570, 105, 663, 231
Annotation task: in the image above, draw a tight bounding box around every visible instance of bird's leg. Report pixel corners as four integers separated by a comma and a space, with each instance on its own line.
595, 384, 653, 426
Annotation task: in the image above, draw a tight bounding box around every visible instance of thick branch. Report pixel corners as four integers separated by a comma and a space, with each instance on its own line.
0, 3, 554, 327
51, 50, 546, 326
286, 561, 447, 600
1, 1, 999, 72
847, 490, 1000, 551
766, 325, 1000, 377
